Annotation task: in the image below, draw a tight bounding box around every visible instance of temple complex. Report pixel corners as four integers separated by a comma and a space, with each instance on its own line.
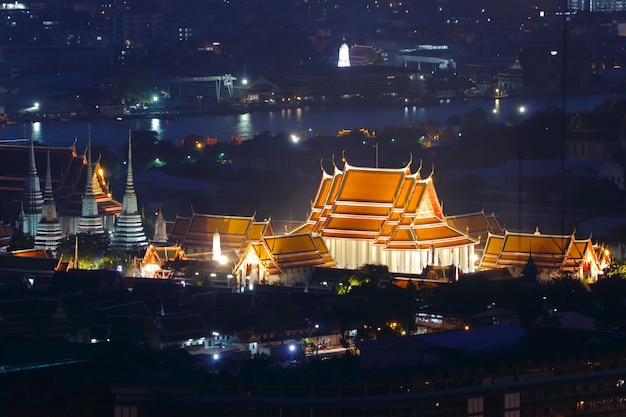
0, 140, 121, 237
110, 135, 148, 251
34, 150, 63, 252
296, 156, 478, 276
479, 228, 608, 282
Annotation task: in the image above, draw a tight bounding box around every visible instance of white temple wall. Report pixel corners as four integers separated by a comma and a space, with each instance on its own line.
325, 237, 475, 274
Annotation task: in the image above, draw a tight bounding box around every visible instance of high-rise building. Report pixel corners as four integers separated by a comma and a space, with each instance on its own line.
111, 134, 148, 251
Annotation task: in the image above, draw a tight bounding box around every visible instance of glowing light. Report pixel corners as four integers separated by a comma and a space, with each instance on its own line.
290, 134, 299, 143
519, 106, 526, 113
338, 40, 350, 67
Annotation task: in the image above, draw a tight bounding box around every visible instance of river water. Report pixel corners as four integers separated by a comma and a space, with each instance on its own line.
0, 92, 618, 149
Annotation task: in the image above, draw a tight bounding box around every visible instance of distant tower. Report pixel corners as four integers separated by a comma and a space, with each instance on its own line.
338, 38, 350, 68
153, 208, 167, 243
22, 137, 44, 237
77, 134, 104, 234
111, 132, 148, 251
35, 149, 63, 251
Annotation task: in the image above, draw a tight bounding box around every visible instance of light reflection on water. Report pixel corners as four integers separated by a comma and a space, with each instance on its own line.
0, 92, 616, 149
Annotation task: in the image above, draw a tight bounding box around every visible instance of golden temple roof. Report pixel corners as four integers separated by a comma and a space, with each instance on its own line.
446, 210, 503, 242
244, 233, 336, 276
479, 230, 599, 273
166, 212, 271, 255
305, 158, 476, 250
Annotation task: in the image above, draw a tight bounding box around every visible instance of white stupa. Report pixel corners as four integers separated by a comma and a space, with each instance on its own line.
338, 38, 350, 68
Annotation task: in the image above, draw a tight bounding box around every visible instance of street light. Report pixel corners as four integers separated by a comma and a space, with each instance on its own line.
289, 344, 296, 362
212, 352, 220, 372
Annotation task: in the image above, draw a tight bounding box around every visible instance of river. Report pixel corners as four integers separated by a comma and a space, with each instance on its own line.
0, 92, 618, 149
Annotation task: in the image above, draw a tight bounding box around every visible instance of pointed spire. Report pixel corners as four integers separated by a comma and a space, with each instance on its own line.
125, 129, 136, 197
111, 130, 148, 250
78, 127, 105, 234
42, 149, 57, 220
153, 207, 167, 243
35, 148, 62, 252
22, 137, 44, 236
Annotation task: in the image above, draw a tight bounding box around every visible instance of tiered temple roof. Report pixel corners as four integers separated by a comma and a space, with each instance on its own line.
303, 157, 476, 250
479, 229, 602, 280
446, 210, 503, 243
239, 233, 336, 277
166, 212, 273, 256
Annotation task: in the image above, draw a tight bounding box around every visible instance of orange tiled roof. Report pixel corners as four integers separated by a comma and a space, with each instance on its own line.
167, 212, 269, 256
249, 233, 336, 275
306, 158, 476, 250
479, 230, 599, 273
446, 211, 503, 242
248, 220, 273, 241
184, 213, 254, 251
167, 216, 190, 245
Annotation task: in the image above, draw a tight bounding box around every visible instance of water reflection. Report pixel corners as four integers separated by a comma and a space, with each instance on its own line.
0, 92, 616, 149
150, 118, 161, 136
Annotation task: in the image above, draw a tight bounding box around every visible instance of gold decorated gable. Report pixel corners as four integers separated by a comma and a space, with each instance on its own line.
307, 159, 476, 250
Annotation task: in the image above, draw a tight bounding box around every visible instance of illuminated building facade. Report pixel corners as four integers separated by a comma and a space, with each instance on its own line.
299, 157, 478, 275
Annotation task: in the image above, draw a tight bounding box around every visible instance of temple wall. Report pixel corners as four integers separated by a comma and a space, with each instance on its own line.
325, 238, 474, 274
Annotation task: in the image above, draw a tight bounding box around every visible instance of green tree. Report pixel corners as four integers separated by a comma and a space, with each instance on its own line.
605, 259, 626, 278
56, 233, 110, 269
